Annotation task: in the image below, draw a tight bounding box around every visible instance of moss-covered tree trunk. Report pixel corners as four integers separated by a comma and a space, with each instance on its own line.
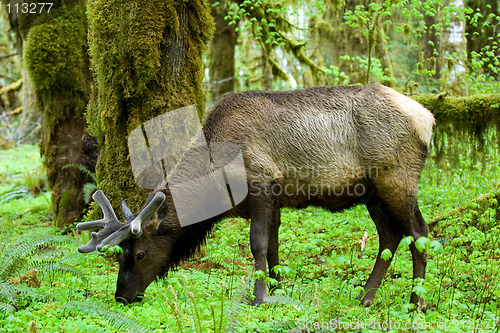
86, 0, 213, 213
21, 0, 96, 229
208, 0, 237, 103
413, 92, 500, 167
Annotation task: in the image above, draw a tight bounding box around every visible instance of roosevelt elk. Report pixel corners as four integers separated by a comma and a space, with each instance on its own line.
77, 84, 434, 309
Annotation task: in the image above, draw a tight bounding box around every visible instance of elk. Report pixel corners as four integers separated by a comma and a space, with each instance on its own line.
77, 84, 434, 309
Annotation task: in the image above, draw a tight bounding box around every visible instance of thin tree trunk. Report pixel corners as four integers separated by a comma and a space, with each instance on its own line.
423, 11, 441, 80
375, 25, 394, 87
209, 0, 237, 104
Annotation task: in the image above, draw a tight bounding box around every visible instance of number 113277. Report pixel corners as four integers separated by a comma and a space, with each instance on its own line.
5, 3, 53, 14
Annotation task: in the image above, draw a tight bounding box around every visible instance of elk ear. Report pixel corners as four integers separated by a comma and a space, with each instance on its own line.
121, 199, 134, 223
155, 198, 168, 222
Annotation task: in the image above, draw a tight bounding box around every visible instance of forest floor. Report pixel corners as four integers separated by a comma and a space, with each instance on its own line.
0, 144, 499, 332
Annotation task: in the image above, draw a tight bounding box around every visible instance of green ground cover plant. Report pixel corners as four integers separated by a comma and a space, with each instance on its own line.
0, 142, 499, 332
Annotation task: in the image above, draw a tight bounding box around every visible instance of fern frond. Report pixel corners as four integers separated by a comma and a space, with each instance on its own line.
64, 301, 150, 333
9, 283, 49, 305
265, 294, 307, 309
0, 301, 15, 313
225, 276, 253, 333
0, 187, 30, 203
62, 164, 97, 183
83, 183, 97, 203
0, 279, 16, 304
0, 235, 77, 280
30, 261, 88, 285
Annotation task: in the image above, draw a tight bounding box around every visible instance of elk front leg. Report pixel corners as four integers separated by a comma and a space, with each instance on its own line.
267, 206, 282, 292
249, 188, 275, 306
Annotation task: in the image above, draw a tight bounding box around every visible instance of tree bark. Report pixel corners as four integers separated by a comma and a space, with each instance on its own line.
86, 0, 213, 213
209, 0, 237, 104
423, 11, 441, 80
21, 0, 96, 229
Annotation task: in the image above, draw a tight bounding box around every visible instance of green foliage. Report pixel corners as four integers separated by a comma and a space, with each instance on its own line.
0, 235, 84, 314
62, 163, 97, 203
64, 301, 148, 333
224, 0, 500, 94
380, 248, 392, 261
0, 166, 46, 203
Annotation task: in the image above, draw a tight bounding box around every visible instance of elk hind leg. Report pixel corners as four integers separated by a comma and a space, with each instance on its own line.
407, 202, 428, 310
249, 189, 276, 305
358, 198, 403, 306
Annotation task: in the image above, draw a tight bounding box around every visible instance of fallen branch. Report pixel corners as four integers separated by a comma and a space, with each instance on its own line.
0, 78, 23, 94
429, 183, 500, 230
7, 106, 22, 116
0, 53, 21, 60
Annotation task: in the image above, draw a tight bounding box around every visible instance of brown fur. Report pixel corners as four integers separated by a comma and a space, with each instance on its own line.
115, 85, 433, 309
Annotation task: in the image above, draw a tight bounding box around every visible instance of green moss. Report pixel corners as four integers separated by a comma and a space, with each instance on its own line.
86, 0, 213, 212
414, 93, 500, 139
24, 4, 87, 96
413, 93, 500, 166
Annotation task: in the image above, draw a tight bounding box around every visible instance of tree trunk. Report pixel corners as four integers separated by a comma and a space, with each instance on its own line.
423, 11, 441, 80
22, 0, 96, 229
375, 25, 394, 87
465, 0, 499, 78
2, 0, 42, 144
209, 0, 237, 104
86, 0, 213, 213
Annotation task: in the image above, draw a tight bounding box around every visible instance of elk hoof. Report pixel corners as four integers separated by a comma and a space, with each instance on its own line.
356, 290, 375, 307
251, 295, 267, 306
409, 293, 426, 313
360, 299, 373, 307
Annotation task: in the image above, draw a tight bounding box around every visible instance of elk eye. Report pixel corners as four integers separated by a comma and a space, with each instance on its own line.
136, 252, 146, 261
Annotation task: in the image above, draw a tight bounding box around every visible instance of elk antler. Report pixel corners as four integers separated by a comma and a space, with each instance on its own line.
76, 190, 166, 253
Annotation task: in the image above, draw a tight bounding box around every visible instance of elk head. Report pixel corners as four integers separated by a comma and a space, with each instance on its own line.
76, 190, 167, 304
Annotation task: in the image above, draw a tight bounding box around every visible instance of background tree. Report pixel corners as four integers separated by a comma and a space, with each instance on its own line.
465, 0, 500, 78
1, 0, 37, 150
208, 0, 238, 104
16, 0, 96, 228
422, 2, 441, 81
86, 0, 213, 213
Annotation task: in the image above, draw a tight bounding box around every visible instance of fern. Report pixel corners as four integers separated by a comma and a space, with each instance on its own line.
28, 261, 89, 285
64, 301, 150, 333
265, 294, 307, 309
0, 235, 87, 313
0, 301, 15, 313
0, 235, 77, 279
0, 186, 30, 203
61, 164, 97, 183
225, 276, 253, 333
83, 182, 97, 203
0, 279, 17, 310
62, 164, 97, 203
